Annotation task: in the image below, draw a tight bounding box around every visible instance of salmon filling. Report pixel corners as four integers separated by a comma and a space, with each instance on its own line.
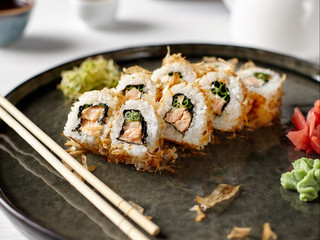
164, 94, 193, 133
74, 104, 108, 136
124, 87, 142, 101
165, 108, 192, 133
80, 120, 103, 137
244, 77, 265, 88
211, 80, 230, 116
81, 106, 104, 121
118, 121, 143, 144
118, 109, 147, 145
124, 85, 144, 101
211, 95, 227, 116
244, 72, 271, 88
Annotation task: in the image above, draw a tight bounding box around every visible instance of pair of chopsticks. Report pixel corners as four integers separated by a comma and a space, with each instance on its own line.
0, 94, 160, 240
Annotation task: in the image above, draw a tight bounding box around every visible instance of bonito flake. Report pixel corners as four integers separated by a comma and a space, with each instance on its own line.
227, 226, 252, 239
191, 184, 242, 222
189, 205, 206, 222
195, 184, 242, 208
262, 222, 277, 240
128, 201, 152, 220
62, 154, 96, 182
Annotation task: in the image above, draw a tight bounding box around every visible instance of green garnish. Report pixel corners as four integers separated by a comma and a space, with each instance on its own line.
59, 56, 120, 100
281, 158, 320, 202
168, 72, 183, 79
172, 95, 180, 108
172, 102, 180, 109
137, 85, 144, 92
82, 104, 90, 110
253, 72, 271, 83
132, 111, 140, 121
172, 94, 193, 110
124, 110, 141, 122
125, 84, 144, 92
98, 103, 106, 108
182, 97, 190, 107
211, 81, 230, 103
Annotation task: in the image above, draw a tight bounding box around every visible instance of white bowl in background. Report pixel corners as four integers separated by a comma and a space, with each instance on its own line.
69, 0, 118, 29
222, 0, 319, 59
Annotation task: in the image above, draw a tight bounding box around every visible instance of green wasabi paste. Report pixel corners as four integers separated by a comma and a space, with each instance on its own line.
281, 158, 320, 202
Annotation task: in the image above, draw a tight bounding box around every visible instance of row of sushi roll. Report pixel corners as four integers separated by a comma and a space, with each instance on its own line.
63, 49, 286, 172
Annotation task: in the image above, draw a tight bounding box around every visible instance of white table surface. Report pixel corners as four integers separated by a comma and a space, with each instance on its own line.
0, 0, 319, 239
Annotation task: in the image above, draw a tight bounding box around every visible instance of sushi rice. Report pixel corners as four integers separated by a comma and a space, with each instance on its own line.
109, 99, 166, 171
159, 77, 213, 150
151, 51, 197, 86
237, 61, 286, 128
63, 88, 120, 155
197, 68, 246, 132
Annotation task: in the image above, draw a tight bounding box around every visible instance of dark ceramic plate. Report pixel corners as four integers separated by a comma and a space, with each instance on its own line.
0, 44, 319, 240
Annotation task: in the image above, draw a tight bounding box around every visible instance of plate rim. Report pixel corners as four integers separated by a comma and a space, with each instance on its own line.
5, 42, 320, 103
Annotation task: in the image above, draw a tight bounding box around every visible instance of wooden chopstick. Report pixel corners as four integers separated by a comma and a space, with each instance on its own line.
0, 106, 149, 240
0, 95, 159, 237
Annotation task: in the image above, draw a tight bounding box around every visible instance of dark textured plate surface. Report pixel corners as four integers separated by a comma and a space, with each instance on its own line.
0, 44, 319, 240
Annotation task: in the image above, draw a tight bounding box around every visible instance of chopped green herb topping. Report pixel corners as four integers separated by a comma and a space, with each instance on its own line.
253, 72, 271, 83
98, 103, 106, 108
81, 104, 90, 111
137, 85, 144, 92
125, 84, 144, 92
172, 94, 193, 110
211, 81, 230, 103
168, 72, 183, 79
124, 110, 141, 122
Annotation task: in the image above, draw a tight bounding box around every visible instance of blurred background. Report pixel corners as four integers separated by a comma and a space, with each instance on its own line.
1, 0, 319, 96
0, 0, 319, 239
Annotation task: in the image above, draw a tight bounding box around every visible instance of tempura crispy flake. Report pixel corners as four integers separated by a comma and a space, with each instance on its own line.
227, 226, 252, 239
62, 154, 96, 182
262, 222, 277, 240
128, 201, 152, 220
190, 184, 242, 222
195, 184, 242, 208
189, 205, 206, 222
64, 139, 88, 157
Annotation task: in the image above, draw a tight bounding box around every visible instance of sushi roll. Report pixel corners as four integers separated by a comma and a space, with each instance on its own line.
197, 68, 246, 132
109, 99, 167, 171
237, 61, 286, 128
159, 76, 213, 150
151, 49, 197, 87
63, 88, 120, 155
114, 66, 159, 102
196, 57, 238, 74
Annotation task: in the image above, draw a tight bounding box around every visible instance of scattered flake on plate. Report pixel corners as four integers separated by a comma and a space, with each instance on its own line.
195, 184, 242, 208
64, 139, 88, 157
190, 184, 242, 222
62, 154, 96, 182
227, 226, 252, 239
262, 222, 277, 240
128, 201, 152, 220
189, 205, 206, 222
